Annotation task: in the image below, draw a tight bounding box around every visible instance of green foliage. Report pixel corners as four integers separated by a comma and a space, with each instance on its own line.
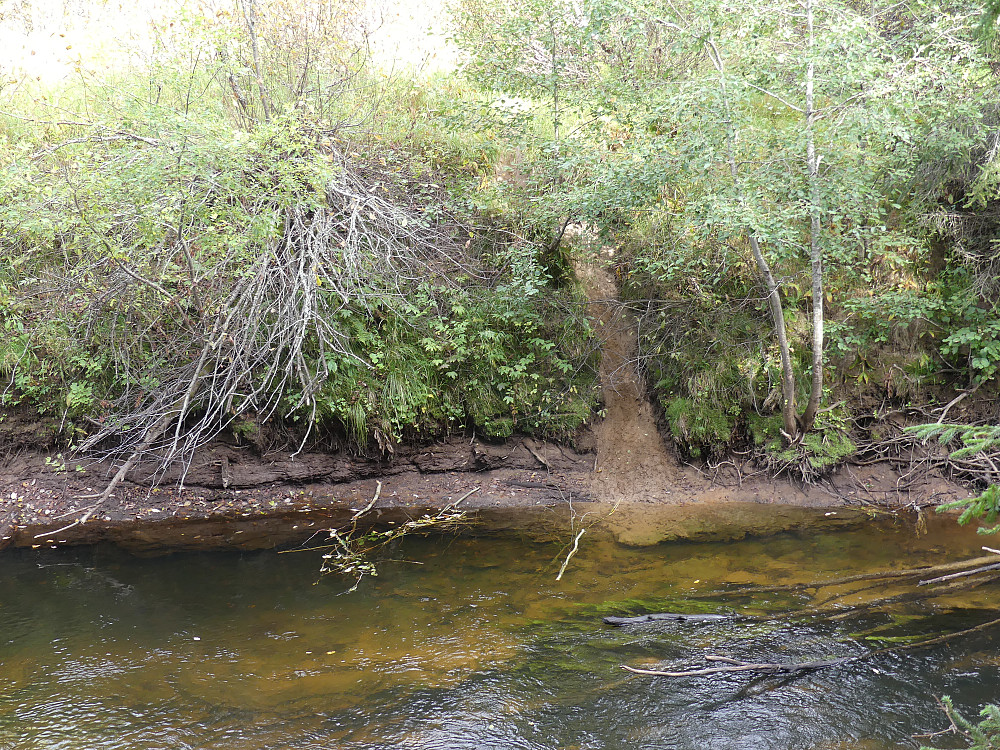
309, 279, 595, 445
452, 0, 1000, 446
749, 410, 856, 474
910, 422, 1000, 534
799, 429, 857, 470
7, 0, 1000, 467
618, 209, 777, 447
921, 697, 1000, 750
664, 397, 734, 459
826, 291, 936, 364
0, 5, 598, 454
932, 277, 1000, 383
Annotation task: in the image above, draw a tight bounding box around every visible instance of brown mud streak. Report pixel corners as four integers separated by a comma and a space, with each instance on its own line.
574, 250, 696, 503
569, 246, 973, 511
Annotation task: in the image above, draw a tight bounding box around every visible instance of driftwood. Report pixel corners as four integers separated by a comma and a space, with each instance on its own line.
604, 613, 735, 626
684, 555, 1000, 599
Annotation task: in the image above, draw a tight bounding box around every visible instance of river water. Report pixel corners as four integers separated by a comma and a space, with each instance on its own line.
0, 515, 996, 749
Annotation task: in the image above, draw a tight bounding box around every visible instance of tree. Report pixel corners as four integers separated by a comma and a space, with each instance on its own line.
452, 0, 991, 443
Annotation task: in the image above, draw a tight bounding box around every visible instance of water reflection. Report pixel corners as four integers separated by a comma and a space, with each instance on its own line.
0, 516, 996, 749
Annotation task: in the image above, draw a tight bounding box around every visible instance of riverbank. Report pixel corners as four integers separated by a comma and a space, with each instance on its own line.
0, 415, 972, 552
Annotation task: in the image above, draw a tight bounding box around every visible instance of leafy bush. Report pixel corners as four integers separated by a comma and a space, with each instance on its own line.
664, 397, 734, 459
748, 410, 856, 478
0, 7, 597, 473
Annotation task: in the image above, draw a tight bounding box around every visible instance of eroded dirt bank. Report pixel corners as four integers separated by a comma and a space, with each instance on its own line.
0, 409, 971, 553
0, 256, 974, 552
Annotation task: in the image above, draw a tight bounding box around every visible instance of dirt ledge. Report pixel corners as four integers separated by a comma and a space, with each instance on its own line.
1, 422, 973, 552
0, 248, 979, 553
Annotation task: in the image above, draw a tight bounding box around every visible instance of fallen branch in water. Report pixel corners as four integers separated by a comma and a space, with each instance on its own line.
556, 528, 586, 582
622, 617, 1000, 679
815, 571, 1000, 622
683, 555, 1000, 599
604, 613, 735, 626
604, 554, 1000, 632
299, 483, 476, 594
918, 562, 1000, 586
603, 570, 1000, 628
623, 654, 852, 677
871, 615, 1000, 656
553, 497, 619, 582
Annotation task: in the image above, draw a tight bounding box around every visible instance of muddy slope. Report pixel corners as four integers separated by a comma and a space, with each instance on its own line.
574, 251, 700, 503
0, 411, 972, 552
0, 421, 597, 547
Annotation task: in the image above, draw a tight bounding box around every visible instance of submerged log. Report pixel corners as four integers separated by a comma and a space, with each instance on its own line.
603, 613, 735, 626
605, 555, 1000, 629
622, 616, 1000, 679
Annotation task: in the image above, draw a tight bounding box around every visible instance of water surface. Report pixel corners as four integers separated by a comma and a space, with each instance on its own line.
0, 515, 996, 749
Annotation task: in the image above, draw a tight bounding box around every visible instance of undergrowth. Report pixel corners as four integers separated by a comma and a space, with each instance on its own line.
0, 5, 597, 474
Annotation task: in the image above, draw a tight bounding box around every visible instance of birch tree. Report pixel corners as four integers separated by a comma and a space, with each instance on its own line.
458, 0, 988, 441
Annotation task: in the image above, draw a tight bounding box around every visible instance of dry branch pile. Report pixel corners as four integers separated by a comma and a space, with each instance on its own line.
63, 142, 475, 491
4, 119, 595, 527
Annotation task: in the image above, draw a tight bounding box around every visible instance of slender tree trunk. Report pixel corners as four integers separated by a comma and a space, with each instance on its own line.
240, 0, 272, 124
800, 0, 825, 433
705, 39, 799, 440
550, 16, 560, 146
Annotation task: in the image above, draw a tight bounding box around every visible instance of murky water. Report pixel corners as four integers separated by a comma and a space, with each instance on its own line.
0, 515, 997, 749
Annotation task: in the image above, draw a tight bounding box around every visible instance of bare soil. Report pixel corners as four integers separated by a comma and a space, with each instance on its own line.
574, 250, 701, 503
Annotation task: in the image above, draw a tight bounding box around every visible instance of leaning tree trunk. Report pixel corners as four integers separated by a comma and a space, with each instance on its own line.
704, 38, 799, 440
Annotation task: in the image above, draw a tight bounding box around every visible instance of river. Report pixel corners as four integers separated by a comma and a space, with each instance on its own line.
0, 514, 996, 749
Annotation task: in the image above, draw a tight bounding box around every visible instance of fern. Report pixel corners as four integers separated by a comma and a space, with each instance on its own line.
909, 423, 1000, 535
921, 696, 1000, 750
